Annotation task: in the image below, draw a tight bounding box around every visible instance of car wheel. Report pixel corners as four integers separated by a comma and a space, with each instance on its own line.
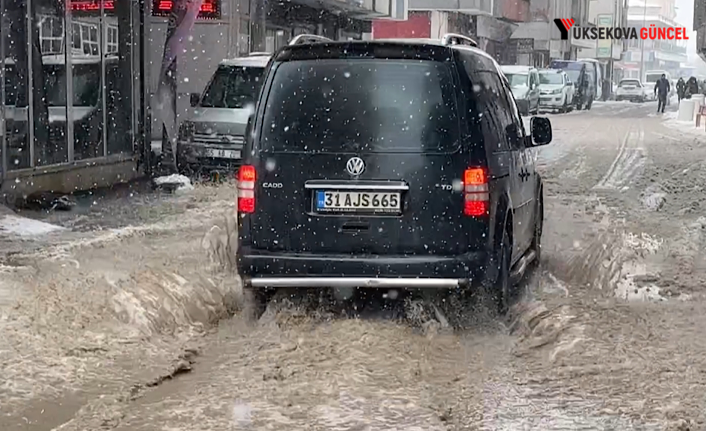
530, 192, 543, 268
486, 227, 513, 314
242, 286, 269, 323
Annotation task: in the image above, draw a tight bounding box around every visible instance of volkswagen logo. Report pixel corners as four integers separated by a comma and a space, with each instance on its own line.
345, 157, 365, 176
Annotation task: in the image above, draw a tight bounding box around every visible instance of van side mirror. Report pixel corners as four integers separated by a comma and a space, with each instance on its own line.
189, 93, 200, 107
530, 117, 552, 146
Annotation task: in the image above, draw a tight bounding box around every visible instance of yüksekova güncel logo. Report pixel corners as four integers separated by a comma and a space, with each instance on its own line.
553, 18, 689, 41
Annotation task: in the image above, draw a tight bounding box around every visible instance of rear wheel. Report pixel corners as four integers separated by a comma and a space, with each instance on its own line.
486, 228, 513, 314
530, 193, 543, 268
242, 286, 268, 323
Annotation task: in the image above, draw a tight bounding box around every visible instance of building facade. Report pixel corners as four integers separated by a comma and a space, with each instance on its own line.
509, 0, 590, 66
0, 0, 405, 197
577, 0, 628, 87
617, 4, 687, 80
696, 0, 706, 62
370, 0, 528, 65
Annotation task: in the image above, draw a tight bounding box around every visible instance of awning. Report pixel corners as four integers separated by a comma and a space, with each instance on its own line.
291, 0, 408, 19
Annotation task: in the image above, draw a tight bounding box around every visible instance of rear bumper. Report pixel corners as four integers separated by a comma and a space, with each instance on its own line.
615, 93, 644, 100
178, 140, 244, 169
238, 249, 489, 288
249, 277, 465, 289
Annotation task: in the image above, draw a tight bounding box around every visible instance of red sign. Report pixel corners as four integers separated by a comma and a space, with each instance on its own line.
69, 1, 114, 11
68, 1, 221, 19
152, 0, 220, 18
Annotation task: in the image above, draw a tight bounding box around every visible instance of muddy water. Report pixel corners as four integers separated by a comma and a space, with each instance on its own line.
2, 103, 706, 430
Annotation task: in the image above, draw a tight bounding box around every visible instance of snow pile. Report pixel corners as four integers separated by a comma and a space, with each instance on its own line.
0, 214, 65, 237
639, 184, 666, 211
614, 232, 665, 302
664, 111, 706, 136
153, 174, 194, 194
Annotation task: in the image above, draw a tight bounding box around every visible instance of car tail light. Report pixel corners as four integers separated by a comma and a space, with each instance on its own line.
463, 168, 489, 217
237, 165, 256, 214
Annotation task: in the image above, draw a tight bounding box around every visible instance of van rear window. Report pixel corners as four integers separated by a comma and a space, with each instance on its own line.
260, 59, 459, 153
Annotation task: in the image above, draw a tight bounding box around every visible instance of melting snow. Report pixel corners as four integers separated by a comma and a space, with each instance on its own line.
153, 174, 194, 194
0, 214, 65, 237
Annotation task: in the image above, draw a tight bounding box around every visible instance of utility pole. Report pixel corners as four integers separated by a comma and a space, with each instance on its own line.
639, 1, 647, 81
249, 0, 267, 52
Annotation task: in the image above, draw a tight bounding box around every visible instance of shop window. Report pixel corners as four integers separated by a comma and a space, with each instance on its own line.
106, 25, 118, 53
81, 24, 99, 56
39, 15, 64, 54
72, 23, 82, 51
238, 18, 250, 56
265, 28, 288, 53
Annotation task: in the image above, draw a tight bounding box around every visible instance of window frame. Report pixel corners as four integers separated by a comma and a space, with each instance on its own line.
39, 15, 64, 55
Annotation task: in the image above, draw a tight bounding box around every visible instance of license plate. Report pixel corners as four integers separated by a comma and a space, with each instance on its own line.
623, 86, 635, 90
204, 148, 241, 159
315, 191, 401, 214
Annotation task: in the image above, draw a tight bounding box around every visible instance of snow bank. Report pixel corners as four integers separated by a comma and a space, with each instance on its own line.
0, 214, 65, 237
153, 174, 194, 194
664, 111, 706, 136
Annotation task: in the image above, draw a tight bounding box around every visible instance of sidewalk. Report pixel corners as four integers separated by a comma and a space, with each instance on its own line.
0, 180, 243, 430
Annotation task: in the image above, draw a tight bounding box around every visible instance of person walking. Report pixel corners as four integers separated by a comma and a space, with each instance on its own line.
654, 74, 670, 113
676, 77, 686, 103
686, 76, 699, 99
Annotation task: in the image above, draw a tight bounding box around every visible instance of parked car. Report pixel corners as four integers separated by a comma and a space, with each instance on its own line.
237, 34, 553, 317
538, 69, 574, 113
176, 53, 270, 172
500, 65, 540, 116
549, 60, 594, 110
615, 79, 648, 102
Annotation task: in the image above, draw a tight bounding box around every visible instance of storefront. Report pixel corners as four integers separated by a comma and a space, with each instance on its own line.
1, 0, 405, 197
0, 0, 147, 196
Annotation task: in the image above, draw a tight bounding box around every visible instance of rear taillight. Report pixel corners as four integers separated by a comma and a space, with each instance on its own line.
237, 165, 256, 214
463, 168, 489, 217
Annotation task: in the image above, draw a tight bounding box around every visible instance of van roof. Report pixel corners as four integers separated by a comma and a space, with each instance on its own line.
276, 39, 494, 64
219, 55, 271, 68
500, 65, 534, 74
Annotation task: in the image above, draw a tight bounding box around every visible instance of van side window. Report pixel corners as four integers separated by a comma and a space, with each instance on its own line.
472, 71, 510, 152
494, 72, 526, 149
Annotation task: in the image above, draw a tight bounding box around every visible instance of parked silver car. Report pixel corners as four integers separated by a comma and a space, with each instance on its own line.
500, 65, 540, 116
177, 53, 270, 171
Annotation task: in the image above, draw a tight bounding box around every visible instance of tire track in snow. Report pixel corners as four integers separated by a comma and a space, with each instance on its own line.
593, 125, 647, 190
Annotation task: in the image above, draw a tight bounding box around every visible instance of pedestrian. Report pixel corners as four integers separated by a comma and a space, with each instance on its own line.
676, 77, 686, 103
654, 73, 670, 113
686, 77, 698, 99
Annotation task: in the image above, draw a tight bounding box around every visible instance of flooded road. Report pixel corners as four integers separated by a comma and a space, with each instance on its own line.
2, 100, 705, 430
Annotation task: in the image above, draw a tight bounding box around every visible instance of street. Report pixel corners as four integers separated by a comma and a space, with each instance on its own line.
2, 100, 706, 430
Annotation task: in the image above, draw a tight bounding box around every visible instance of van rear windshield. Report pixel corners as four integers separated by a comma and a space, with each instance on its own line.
260, 59, 459, 153
200, 66, 264, 109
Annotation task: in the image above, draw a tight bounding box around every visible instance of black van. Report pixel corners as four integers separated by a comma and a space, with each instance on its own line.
237, 34, 553, 315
